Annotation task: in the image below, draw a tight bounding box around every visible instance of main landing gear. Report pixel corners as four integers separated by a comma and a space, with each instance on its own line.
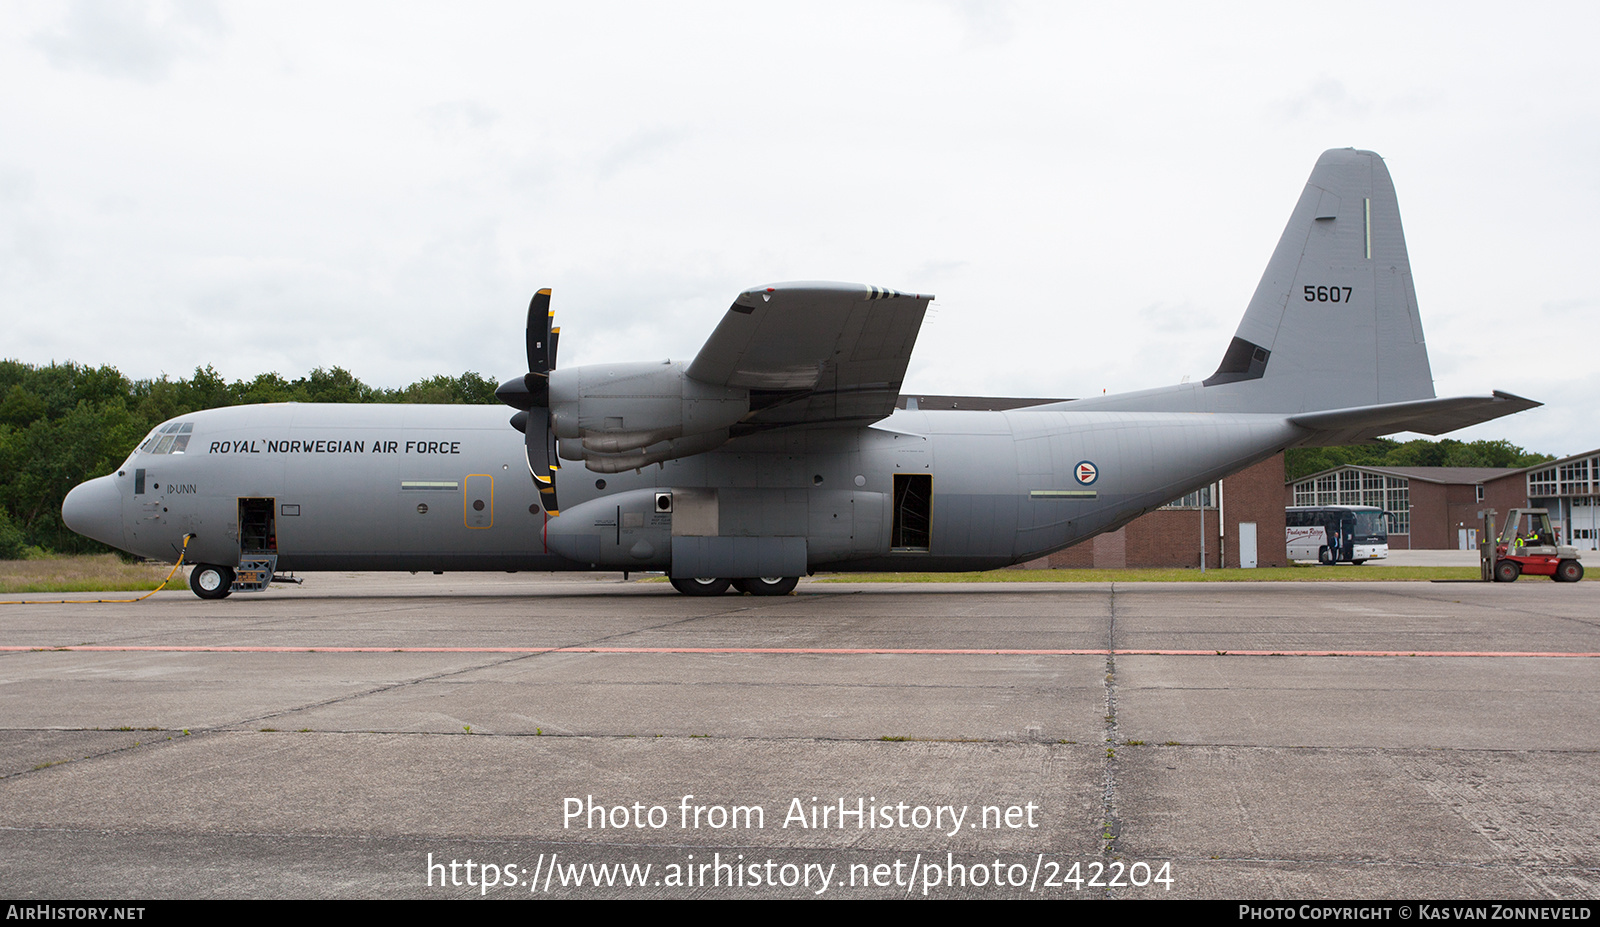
669, 576, 798, 596
733, 576, 800, 596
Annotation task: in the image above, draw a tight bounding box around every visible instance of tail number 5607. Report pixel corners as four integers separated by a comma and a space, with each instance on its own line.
1304, 286, 1353, 303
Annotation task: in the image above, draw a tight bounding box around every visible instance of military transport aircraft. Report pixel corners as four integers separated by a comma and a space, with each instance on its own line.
63, 149, 1537, 598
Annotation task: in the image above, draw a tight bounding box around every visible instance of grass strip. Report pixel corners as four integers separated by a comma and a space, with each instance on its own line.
0, 554, 184, 594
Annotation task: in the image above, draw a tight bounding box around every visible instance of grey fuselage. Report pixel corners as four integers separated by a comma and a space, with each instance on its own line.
68, 401, 1303, 574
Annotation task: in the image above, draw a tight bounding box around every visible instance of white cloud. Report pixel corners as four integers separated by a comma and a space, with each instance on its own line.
30, 0, 224, 82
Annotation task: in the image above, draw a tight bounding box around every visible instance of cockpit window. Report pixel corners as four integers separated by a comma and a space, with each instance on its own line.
140, 421, 194, 455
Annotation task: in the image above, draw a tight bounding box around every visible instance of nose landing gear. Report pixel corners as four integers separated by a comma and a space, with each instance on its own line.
189, 564, 235, 600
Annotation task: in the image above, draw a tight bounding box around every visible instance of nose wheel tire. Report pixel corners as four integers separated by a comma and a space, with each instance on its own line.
732, 576, 799, 596
669, 577, 731, 596
189, 564, 235, 599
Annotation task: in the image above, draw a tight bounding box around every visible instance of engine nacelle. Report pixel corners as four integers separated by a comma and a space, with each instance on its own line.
548, 361, 748, 471
559, 429, 732, 473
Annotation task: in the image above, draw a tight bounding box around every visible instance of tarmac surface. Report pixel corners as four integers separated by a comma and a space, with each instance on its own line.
1, 572, 1597, 899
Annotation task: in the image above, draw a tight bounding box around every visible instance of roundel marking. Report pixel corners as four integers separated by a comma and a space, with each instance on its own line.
1075, 460, 1099, 485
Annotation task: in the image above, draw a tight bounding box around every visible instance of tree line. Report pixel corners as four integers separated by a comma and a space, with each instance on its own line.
0, 359, 1555, 558
1284, 438, 1552, 482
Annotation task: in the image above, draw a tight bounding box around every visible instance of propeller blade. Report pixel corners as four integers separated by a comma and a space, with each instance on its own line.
526, 289, 553, 376
525, 412, 560, 515
543, 427, 561, 515
509, 287, 561, 515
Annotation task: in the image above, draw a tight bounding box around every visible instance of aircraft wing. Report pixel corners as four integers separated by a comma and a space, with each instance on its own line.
687, 282, 933, 431
1289, 391, 1541, 446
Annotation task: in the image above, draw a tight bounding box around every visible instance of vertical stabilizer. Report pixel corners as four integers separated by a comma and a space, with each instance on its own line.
1205, 148, 1434, 410
1063, 149, 1436, 416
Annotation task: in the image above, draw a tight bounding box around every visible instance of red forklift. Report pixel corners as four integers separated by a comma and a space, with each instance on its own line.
1485, 508, 1584, 583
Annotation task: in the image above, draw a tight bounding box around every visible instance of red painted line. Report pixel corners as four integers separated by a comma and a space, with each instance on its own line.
2, 646, 1598, 657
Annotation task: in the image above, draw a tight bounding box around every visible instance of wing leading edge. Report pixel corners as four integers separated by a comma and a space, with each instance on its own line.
687, 282, 933, 433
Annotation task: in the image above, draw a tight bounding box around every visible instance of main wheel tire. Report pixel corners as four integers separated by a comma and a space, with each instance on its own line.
733, 576, 799, 596
189, 564, 235, 599
1494, 559, 1521, 584
1555, 559, 1584, 583
669, 577, 731, 596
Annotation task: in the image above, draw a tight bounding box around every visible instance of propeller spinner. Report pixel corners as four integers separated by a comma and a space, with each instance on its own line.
495, 289, 561, 515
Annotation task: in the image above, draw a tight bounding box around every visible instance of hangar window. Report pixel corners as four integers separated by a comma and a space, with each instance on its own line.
1559, 460, 1591, 495
1338, 470, 1361, 505
1290, 468, 1410, 535
1162, 484, 1217, 509
1527, 467, 1557, 497
1362, 472, 1387, 508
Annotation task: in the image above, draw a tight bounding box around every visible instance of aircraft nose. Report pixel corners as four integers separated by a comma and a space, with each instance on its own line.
62, 475, 126, 550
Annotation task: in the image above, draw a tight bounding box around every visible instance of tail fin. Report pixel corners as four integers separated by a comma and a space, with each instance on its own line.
1069, 149, 1438, 416
1055, 149, 1539, 439
1206, 147, 1433, 410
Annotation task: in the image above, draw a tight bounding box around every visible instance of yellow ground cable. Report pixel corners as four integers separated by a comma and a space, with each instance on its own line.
0, 534, 193, 605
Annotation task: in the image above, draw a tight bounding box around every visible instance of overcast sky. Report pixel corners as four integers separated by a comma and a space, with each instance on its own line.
4, 1, 1597, 456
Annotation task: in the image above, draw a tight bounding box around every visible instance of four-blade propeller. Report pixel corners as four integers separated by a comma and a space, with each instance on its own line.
495, 289, 561, 515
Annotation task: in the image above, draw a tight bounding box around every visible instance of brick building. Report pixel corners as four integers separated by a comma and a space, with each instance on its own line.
1481, 448, 1600, 551
1284, 452, 1600, 551
1285, 465, 1521, 550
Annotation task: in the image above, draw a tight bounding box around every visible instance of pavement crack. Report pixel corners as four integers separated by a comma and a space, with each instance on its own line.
222, 603, 813, 730
1100, 582, 1123, 878
228, 651, 542, 729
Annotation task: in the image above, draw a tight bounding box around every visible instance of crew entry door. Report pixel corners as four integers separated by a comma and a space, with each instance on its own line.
235, 498, 277, 593
238, 498, 276, 554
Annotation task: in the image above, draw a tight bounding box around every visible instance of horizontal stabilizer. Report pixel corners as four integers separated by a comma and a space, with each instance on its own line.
1289, 391, 1541, 446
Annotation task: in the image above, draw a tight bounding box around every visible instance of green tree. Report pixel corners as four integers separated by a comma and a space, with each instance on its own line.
1287, 438, 1552, 481
230, 372, 299, 404
1, 399, 146, 553
396, 371, 501, 404
0, 508, 26, 560
298, 367, 379, 403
